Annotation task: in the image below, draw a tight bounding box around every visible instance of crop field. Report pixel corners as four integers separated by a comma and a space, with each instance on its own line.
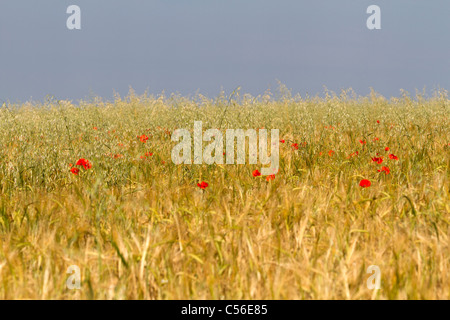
0, 89, 449, 299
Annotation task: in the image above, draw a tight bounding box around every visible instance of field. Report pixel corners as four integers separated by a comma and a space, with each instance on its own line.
0, 88, 449, 299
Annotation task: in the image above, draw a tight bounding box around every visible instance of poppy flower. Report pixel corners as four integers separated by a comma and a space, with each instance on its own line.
292, 143, 299, 150
70, 167, 80, 175
139, 135, 149, 143
371, 157, 383, 164
377, 120, 380, 124
197, 181, 209, 189
348, 151, 359, 158
385, 147, 389, 151
359, 140, 366, 145
359, 179, 371, 188
373, 137, 379, 142
93, 127, 98, 130
377, 166, 390, 175
280, 139, 285, 143
113, 154, 123, 159
76, 158, 92, 170
266, 174, 275, 181
252, 169, 261, 177
389, 154, 399, 160
328, 150, 335, 157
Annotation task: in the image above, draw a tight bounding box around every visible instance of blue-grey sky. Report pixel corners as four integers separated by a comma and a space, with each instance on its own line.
0, 0, 449, 102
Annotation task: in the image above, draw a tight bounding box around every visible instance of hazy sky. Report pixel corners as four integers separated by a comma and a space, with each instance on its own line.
0, 0, 449, 102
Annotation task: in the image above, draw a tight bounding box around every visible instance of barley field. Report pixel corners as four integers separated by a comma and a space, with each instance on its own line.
0, 88, 449, 299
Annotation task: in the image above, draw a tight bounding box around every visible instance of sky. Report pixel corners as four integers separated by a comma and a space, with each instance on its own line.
0, 0, 449, 102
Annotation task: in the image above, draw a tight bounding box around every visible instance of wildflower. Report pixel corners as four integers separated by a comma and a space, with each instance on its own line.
266, 174, 275, 181
93, 127, 98, 130
389, 154, 399, 160
252, 169, 261, 177
377, 120, 380, 124
328, 150, 335, 157
359, 179, 371, 188
70, 167, 80, 175
359, 140, 366, 145
280, 139, 285, 143
113, 154, 123, 159
348, 151, 359, 158
197, 181, 209, 189
371, 157, 383, 164
292, 143, 299, 150
385, 147, 389, 151
139, 135, 149, 143
373, 137, 379, 142
377, 166, 390, 175
76, 158, 92, 170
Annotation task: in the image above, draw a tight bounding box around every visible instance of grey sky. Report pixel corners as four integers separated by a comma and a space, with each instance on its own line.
0, 0, 449, 102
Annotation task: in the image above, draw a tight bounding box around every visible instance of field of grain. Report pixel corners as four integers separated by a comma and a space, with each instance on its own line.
0, 88, 449, 299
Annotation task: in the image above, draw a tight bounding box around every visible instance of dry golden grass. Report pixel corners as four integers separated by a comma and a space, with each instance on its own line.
0, 88, 449, 299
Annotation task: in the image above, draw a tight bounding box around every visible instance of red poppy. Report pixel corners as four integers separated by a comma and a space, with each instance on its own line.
292, 143, 299, 150
377, 120, 380, 124
359, 140, 366, 145
197, 181, 209, 189
266, 174, 275, 181
348, 151, 359, 158
389, 154, 399, 160
328, 150, 335, 157
76, 158, 92, 170
280, 139, 285, 144
70, 167, 80, 175
373, 137, 379, 142
252, 169, 261, 177
385, 147, 389, 151
93, 127, 98, 130
359, 179, 371, 188
377, 166, 390, 175
139, 135, 149, 143
371, 157, 383, 164
113, 154, 123, 159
